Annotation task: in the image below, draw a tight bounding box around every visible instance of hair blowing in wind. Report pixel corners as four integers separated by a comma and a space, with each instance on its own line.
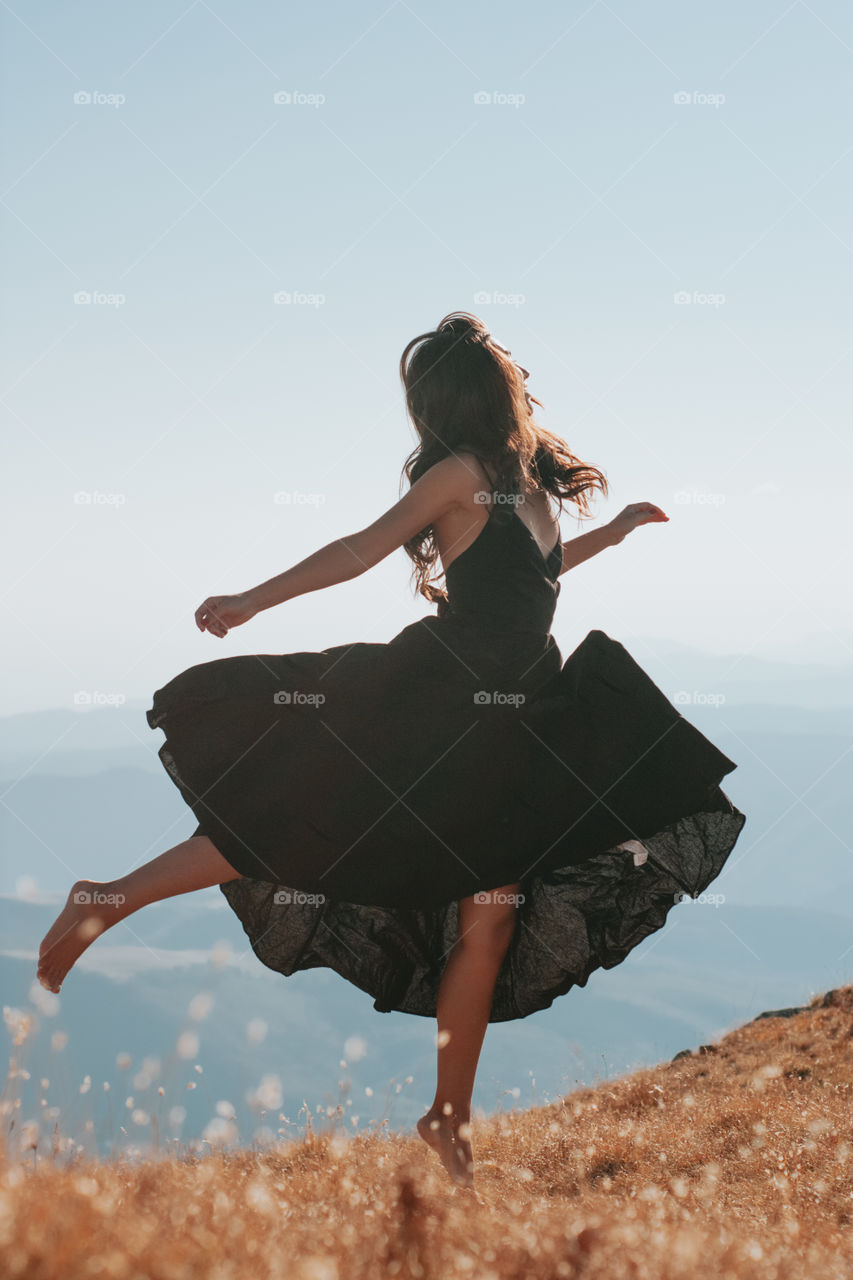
398, 311, 609, 611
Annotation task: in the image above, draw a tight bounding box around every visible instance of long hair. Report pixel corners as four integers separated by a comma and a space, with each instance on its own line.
399, 310, 608, 611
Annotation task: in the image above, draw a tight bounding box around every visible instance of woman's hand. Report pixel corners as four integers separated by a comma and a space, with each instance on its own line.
606, 502, 669, 545
194, 591, 258, 639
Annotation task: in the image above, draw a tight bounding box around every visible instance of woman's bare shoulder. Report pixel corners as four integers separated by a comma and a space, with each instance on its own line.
449, 448, 497, 493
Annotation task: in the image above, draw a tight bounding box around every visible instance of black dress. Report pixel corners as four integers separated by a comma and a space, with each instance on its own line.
146, 488, 746, 1022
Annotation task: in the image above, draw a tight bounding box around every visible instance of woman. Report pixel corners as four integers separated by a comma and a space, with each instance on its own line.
38, 311, 746, 1190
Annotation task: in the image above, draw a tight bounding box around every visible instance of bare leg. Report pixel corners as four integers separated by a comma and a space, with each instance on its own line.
37, 835, 241, 993
417, 883, 520, 1189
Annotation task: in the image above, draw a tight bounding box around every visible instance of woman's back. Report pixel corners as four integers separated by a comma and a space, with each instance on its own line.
431, 453, 564, 636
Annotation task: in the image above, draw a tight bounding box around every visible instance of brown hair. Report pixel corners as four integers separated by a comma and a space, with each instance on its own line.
399, 310, 608, 610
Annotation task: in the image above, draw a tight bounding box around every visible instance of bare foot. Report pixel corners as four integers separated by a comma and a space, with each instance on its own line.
417, 1108, 475, 1189
37, 879, 127, 993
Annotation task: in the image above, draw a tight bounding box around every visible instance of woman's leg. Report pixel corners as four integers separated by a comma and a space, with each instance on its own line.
417, 883, 520, 1188
37, 834, 242, 993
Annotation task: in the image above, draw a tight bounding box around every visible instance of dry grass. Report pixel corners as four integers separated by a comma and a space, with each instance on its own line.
3, 986, 853, 1279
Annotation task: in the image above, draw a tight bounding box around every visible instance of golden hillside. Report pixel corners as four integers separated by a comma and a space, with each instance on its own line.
3, 986, 852, 1279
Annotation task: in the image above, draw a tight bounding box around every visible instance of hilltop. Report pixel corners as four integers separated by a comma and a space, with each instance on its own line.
2, 986, 852, 1279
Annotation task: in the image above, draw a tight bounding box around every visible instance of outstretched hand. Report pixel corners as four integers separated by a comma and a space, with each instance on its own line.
195, 592, 258, 639
607, 502, 669, 545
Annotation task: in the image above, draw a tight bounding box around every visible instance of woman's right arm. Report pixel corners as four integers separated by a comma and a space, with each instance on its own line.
244, 455, 479, 616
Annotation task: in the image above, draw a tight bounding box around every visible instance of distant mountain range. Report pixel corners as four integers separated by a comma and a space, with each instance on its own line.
2, 643, 851, 1155
3, 891, 851, 1156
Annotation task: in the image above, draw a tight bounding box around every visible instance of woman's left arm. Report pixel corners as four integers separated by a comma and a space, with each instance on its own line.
558, 502, 668, 576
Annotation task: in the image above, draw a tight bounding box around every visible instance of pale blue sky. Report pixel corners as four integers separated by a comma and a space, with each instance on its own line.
3, 0, 852, 715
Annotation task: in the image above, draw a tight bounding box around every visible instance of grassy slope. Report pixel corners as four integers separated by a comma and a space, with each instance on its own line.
2, 986, 853, 1279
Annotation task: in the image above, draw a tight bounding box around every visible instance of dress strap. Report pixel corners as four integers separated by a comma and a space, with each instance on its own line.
459, 448, 499, 516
